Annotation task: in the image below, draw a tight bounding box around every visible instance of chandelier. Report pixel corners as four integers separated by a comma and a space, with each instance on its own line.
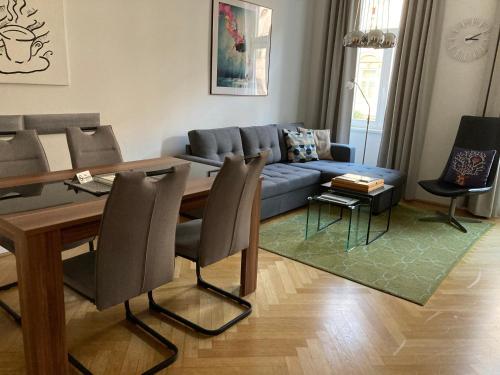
344, 0, 397, 49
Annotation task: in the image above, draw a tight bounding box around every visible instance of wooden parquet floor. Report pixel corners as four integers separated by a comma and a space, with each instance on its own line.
0, 205, 499, 374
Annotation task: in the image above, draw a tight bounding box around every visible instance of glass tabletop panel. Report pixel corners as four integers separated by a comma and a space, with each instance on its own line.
0, 181, 101, 216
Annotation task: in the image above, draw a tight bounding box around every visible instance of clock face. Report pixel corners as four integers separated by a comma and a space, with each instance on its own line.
446, 17, 490, 62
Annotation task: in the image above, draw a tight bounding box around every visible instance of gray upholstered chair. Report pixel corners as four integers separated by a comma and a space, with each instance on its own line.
63, 164, 190, 373
66, 125, 123, 169
148, 152, 268, 336
0, 130, 50, 322
0, 130, 94, 324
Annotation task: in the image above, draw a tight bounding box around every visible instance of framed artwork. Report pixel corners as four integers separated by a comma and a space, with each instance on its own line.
211, 0, 272, 96
0, 0, 69, 85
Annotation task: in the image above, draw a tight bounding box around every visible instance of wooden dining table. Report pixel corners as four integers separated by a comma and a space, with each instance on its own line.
0, 157, 261, 375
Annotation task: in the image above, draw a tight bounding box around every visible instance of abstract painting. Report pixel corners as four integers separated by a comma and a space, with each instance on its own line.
0, 0, 69, 85
211, 0, 272, 96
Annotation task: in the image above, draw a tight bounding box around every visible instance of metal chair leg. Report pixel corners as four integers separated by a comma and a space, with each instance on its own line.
68, 301, 178, 375
0, 281, 21, 324
418, 197, 483, 233
148, 262, 252, 336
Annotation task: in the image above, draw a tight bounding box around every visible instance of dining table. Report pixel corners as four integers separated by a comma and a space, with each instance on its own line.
0, 156, 261, 375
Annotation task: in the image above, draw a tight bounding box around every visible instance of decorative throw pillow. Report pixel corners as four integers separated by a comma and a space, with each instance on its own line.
284, 130, 319, 163
443, 147, 497, 188
298, 127, 333, 160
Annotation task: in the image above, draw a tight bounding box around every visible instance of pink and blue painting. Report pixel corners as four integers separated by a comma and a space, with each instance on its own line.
211, 0, 272, 96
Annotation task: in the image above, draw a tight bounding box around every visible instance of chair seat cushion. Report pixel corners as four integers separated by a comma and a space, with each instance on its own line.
290, 161, 406, 187
261, 163, 321, 199
175, 219, 202, 261
418, 179, 491, 197
63, 252, 96, 301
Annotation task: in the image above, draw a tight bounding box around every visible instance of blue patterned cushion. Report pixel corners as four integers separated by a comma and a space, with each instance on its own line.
443, 147, 497, 188
284, 130, 319, 163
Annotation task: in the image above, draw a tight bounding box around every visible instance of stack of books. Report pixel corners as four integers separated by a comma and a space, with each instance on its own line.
331, 174, 384, 193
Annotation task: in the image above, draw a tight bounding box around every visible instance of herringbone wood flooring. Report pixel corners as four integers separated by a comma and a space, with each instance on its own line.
0, 203, 499, 374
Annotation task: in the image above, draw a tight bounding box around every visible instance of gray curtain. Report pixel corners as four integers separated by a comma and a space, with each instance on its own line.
316, 0, 357, 143
377, 0, 445, 199
468, 5, 500, 218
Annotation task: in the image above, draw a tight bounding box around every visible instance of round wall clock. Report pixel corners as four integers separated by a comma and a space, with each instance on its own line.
446, 17, 490, 62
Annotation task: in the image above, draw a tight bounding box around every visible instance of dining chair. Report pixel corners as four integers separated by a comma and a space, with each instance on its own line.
0, 130, 94, 324
147, 152, 268, 336
419, 116, 500, 232
66, 125, 123, 169
63, 164, 190, 374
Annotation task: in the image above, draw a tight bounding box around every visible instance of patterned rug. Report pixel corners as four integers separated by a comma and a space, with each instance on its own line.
259, 204, 493, 305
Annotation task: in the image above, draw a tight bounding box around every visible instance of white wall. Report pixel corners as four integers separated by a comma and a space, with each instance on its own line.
0, 0, 314, 171
416, 0, 498, 203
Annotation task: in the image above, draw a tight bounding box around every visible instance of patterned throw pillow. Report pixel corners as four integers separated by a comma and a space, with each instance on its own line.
443, 147, 497, 188
284, 130, 319, 163
298, 127, 333, 160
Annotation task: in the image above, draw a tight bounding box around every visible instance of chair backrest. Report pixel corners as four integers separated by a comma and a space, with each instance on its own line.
0, 130, 50, 178
198, 152, 268, 268
440, 116, 500, 188
95, 164, 190, 310
66, 125, 123, 169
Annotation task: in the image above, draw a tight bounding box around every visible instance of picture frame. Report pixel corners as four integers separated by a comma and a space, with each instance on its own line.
211, 0, 272, 96
0, 0, 70, 85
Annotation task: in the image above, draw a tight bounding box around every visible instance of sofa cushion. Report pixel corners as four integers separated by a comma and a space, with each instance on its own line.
277, 123, 302, 162
261, 163, 321, 199
188, 127, 244, 162
240, 125, 281, 164
291, 161, 406, 187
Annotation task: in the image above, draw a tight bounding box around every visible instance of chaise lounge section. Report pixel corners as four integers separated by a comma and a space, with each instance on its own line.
179, 123, 406, 220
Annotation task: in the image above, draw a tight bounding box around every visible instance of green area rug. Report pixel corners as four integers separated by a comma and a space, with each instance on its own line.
259, 204, 493, 305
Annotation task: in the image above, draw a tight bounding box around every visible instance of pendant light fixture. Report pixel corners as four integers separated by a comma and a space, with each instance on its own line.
343, 0, 397, 49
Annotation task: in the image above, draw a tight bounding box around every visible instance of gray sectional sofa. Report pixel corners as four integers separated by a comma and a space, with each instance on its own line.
179, 123, 406, 220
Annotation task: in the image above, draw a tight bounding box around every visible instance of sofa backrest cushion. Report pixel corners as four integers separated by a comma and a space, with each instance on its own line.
240, 125, 281, 164
277, 123, 303, 161
188, 127, 244, 162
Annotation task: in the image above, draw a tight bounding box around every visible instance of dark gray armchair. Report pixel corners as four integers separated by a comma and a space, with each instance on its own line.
63, 164, 190, 373
66, 125, 123, 169
419, 116, 500, 232
148, 152, 268, 336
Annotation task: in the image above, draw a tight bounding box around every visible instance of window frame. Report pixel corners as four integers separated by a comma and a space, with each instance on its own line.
350, 28, 398, 133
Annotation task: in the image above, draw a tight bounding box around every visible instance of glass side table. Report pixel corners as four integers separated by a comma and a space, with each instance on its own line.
305, 184, 395, 252
305, 194, 369, 252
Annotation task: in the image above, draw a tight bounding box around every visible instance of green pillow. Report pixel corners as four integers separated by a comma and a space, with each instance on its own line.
284, 130, 319, 163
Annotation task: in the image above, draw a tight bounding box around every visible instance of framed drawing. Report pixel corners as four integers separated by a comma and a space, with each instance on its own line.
211, 0, 272, 96
0, 0, 69, 85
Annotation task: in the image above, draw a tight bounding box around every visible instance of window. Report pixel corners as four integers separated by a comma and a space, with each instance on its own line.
349, 0, 404, 166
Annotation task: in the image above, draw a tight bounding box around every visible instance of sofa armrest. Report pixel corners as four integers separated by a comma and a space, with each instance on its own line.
331, 143, 356, 163
176, 154, 224, 168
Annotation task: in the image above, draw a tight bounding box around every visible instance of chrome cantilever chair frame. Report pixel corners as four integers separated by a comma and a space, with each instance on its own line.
148, 261, 252, 336
149, 153, 267, 336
